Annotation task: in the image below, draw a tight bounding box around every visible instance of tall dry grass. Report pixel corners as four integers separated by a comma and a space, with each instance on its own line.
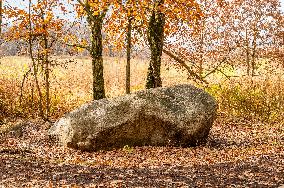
0, 56, 283, 124
0, 56, 190, 120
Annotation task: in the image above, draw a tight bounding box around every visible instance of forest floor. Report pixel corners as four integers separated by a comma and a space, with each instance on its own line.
0, 116, 283, 187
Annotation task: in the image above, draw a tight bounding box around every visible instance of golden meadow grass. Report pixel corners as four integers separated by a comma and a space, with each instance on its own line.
0, 56, 283, 123
0, 56, 190, 119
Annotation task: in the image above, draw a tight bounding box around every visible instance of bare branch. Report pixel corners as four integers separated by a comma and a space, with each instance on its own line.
162, 49, 209, 84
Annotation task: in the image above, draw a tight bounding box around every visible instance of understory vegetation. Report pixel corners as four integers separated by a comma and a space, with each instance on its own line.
0, 56, 283, 124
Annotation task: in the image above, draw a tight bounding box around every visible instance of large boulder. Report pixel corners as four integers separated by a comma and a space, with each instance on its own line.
48, 84, 217, 151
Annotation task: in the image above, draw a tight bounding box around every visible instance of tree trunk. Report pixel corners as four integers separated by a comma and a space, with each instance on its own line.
40, 9, 50, 119
126, 16, 132, 94
43, 34, 50, 118
145, 0, 165, 89
245, 28, 251, 76
88, 16, 105, 100
28, 0, 44, 119
0, 0, 2, 36
251, 27, 257, 77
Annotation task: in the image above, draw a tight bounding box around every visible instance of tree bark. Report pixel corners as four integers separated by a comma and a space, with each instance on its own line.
126, 15, 132, 94
88, 15, 105, 100
42, 29, 50, 119
38, 7, 51, 119
251, 26, 257, 77
0, 0, 2, 36
145, 0, 165, 89
245, 28, 251, 76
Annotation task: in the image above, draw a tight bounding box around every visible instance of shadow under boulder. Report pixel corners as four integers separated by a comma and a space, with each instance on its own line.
48, 84, 217, 151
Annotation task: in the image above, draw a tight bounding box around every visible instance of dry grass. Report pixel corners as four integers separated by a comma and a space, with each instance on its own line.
0, 55, 283, 124
0, 56, 190, 120
206, 75, 284, 123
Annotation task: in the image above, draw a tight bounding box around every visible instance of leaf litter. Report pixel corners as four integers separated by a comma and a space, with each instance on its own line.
0, 116, 283, 187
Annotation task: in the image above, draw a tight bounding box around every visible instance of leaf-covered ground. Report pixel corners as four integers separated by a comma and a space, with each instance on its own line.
0, 116, 283, 187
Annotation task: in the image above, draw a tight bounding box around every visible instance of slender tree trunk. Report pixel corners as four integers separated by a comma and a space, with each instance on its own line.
38, 7, 50, 119
43, 33, 50, 118
28, 0, 45, 119
0, 0, 2, 35
199, 22, 205, 77
198, 1, 207, 77
31, 83, 34, 118
245, 28, 251, 76
88, 16, 105, 100
126, 16, 132, 94
146, 0, 165, 89
251, 27, 257, 77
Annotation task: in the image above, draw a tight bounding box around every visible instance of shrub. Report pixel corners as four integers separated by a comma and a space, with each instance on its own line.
207, 76, 284, 123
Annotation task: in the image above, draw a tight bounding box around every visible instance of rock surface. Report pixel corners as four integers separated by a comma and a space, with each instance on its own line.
48, 84, 217, 151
